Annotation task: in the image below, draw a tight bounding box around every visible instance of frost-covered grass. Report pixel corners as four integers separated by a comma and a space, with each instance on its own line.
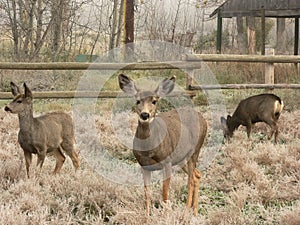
0, 100, 299, 224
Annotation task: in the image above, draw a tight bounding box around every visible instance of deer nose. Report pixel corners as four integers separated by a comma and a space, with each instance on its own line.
140, 112, 150, 121
4, 106, 10, 112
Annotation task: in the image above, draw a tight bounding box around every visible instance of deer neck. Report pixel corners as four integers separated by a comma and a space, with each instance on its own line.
18, 106, 34, 131
228, 116, 241, 132
134, 117, 168, 151
136, 120, 151, 139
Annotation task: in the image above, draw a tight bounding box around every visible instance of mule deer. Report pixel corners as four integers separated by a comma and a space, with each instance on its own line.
220, 93, 284, 143
4, 82, 79, 178
118, 74, 207, 215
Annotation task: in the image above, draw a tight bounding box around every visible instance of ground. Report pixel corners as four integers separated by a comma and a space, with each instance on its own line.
0, 105, 299, 224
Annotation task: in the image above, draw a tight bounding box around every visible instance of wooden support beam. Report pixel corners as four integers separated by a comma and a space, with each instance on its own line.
216, 9, 222, 54
261, 8, 265, 55
294, 17, 299, 56
264, 48, 275, 91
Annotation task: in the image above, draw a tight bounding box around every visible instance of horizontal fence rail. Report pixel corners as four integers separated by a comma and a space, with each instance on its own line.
0, 62, 186, 70
0, 54, 299, 70
189, 84, 300, 90
1, 84, 299, 99
184, 54, 300, 63
0, 91, 197, 99
0, 54, 299, 99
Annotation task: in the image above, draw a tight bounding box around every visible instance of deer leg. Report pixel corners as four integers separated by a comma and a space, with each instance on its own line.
269, 124, 279, 143
246, 122, 252, 139
36, 151, 46, 169
274, 125, 279, 143
186, 172, 195, 211
192, 168, 201, 215
142, 168, 151, 216
162, 163, 172, 202
264, 119, 278, 143
268, 129, 275, 140
61, 142, 80, 170
181, 163, 194, 211
24, 151, 32, 178
53, 147, 66, 174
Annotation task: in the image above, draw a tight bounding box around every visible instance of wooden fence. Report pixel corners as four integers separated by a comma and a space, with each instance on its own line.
0, 54, 299, 99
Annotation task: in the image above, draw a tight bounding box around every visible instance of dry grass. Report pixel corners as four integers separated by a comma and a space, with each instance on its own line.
0, 104, 299, 224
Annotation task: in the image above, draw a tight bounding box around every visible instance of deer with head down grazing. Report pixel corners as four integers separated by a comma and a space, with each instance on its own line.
118, 74, 207, 215
220, 93, 284, 143
4, 82, 79, 178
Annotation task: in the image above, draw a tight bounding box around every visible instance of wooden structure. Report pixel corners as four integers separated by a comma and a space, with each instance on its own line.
0, 54, 299, 99
210, 0, 300, 55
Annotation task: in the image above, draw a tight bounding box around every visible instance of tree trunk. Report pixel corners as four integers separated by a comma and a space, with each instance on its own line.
246, 17, 256, 54
35, 0, 43, 61
124, 0, 134, 57
109, 0, 119, 50
171, 0, 182, 43
10, 0, 20, 61
51, 0, 64, 61
23, 0, 35, 61
116, 0, 124, 47
124, 0, 134, 44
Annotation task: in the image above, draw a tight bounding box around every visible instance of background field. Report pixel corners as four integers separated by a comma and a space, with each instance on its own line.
0, 63, 299, 224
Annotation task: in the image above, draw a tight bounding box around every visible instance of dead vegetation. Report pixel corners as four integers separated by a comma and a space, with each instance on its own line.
0, 105, 299, 224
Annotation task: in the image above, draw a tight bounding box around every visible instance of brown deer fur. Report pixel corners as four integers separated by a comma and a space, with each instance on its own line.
221, 93, 284, 143
118, 74, 207, 215
4, 82, 79, 177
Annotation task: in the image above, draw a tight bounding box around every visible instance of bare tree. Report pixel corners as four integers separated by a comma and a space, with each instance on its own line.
116, 0, 124, 47
109, 0, 119, 50
247, 16, 256, 54
6, 0, 20, 60
0, 0, 256, 61
1, 0, 51, 61
170, 0, 182, 43
0, 0, 89, 61
51, 0, 64, 61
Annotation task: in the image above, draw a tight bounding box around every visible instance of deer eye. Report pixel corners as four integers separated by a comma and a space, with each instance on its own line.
17, 100, 22, 103
136, 100, 141, 105
152, 100, 157, 105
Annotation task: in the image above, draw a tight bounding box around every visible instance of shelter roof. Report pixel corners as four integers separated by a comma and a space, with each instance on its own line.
210, 0, 300, 18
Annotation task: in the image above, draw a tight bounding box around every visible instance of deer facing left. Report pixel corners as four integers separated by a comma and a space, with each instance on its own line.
4, 82, 79, 178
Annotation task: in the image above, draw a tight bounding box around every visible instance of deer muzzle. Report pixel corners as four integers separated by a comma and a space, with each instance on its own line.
4, 106, 12, 112
140, 112, 150, 121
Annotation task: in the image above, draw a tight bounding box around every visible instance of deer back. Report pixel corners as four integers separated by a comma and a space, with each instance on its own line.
232, 93, 283, 123
18, 112, 74, 153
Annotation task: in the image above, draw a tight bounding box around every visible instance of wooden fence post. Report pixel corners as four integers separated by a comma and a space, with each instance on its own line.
265, 47, 275, 90
186, 69, 193, 90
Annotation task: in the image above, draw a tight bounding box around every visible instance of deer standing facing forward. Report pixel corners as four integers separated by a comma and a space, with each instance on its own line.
220, 93, 284, 143
4, 82, 79, 178
118, 74, 207, 215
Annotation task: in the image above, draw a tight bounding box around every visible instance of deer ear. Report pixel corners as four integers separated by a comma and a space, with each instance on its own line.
23, 83, 33, 99
118, 74, 138, 96
220, 116, 229, 135
155, 76, 175, 97
10, 82, 21, 96
220, 117, 227, 127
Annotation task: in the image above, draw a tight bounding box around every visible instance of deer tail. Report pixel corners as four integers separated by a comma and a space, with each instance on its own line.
274, 99, 284, 119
